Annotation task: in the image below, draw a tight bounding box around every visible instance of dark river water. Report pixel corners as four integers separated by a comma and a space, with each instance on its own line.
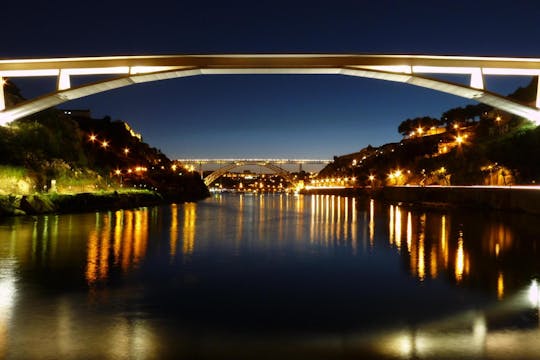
1, 193, 540, 359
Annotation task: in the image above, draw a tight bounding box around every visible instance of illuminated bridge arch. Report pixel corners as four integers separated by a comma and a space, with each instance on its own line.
2, 54, 540, 125
203, 161, 296, 187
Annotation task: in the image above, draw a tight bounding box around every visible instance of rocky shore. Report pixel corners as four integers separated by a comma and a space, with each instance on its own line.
0, 190, 205, 217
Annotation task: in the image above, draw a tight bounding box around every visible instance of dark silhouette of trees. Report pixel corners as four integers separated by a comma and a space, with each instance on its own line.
397, 116, 441, 136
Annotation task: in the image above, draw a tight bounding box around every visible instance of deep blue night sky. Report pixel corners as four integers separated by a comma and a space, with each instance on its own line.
3, 0, 540, 159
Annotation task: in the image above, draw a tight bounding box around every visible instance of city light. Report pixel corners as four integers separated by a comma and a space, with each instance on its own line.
89, 134, 97, 142
101, 140, 109, 149
123, 147, 130, 155
529, 279, 539, 307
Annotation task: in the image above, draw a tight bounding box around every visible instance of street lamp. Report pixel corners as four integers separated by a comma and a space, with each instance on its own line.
114, 169, 123, 187
368, 174, 375, 188
101, 140, 109, 149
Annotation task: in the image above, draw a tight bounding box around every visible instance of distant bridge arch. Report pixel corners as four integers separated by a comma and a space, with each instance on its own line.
202, 161, 296, 187
2, 54, 540, 125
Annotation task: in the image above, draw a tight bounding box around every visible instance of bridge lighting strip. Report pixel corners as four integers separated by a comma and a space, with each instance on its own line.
176, 159, 331, 163
2, 63, 540, 125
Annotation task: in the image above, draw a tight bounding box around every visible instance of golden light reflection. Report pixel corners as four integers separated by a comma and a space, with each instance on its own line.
122, 211, 134, 272
237, 194, 244, 245
395, 206, 402, 250
170, 204, 178, 259
369, 199, 375, 247
497, 272, 504, 300
430, 246, 438, 279
307, 195, 357, 248
133, 210, 149, 265
418, 239, 425, 281
406, 212, 412, 253
182, 203, 197, 256
485, 223, 513, 258
455, 232, 465, 283
296, 195, 305, 242
417, 214, 426, 281
323, 195, 330, 243
86, 214, 112, 284
389, 205, 394, 245
0, 264, 16, 359
85, 209, 151, 285
99, 219, 110, 280
344, 197, 349, 243
113, 211, 123, 264
440, 215, 449, 268
85, 231, 99, 284
310, 195, 317, 243
351, 197, 357, 247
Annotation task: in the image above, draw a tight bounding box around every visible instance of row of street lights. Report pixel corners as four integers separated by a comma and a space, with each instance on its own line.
88, 133, 131, 156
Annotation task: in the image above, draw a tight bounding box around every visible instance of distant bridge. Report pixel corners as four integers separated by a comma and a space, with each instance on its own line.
2, 54, 540, 125
177, 159, 331, 186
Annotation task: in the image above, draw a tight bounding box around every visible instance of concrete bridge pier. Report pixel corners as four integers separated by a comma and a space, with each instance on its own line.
537, 76, 540, 108
0, 76, 5, 111
198, 162, 204, 180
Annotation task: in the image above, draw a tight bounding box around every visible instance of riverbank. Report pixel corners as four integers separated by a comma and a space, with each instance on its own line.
303, 186, 540, 215
0, 190, 206, 217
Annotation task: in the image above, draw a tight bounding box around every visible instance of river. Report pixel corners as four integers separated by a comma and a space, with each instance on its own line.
0, 193, 539, 359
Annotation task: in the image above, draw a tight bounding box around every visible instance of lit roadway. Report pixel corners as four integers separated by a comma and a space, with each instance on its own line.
307, 184, 540, 190
2, 54, 540, 124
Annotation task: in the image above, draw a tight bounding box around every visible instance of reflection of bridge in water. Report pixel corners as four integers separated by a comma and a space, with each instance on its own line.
177, 159, 331, 186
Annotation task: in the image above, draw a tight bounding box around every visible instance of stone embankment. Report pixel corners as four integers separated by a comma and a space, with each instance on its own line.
378, 186, 540, 214
303, 186, 540, 215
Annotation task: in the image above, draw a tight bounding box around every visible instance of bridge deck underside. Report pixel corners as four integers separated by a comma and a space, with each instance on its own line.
1, 54, 540, 125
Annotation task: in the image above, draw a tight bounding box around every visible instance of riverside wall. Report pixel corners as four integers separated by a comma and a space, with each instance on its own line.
304, 186, 540, 215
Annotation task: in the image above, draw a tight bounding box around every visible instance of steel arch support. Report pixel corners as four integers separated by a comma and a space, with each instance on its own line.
203, 162, 296, 187
340, 67, 540, 122
1, 65, 540, 125
0, 68, 201, 125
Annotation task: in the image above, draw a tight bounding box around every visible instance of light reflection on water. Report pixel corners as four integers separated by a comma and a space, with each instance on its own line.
0, 194, 539, 358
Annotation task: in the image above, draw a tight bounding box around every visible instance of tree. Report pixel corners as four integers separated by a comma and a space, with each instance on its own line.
397, 116, 441, 136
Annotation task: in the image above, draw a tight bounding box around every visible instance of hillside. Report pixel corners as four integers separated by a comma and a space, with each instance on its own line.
0, 81, 209, 202
319, 79, 540, 186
